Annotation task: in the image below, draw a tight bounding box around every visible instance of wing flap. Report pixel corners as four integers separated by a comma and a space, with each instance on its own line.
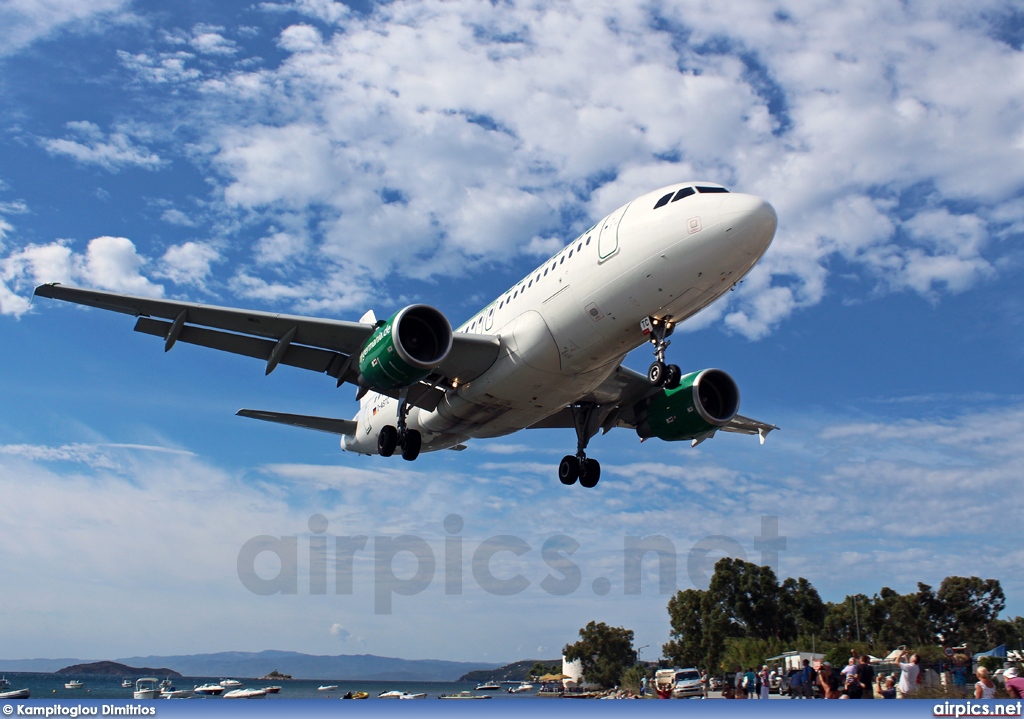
134, 317, 345, 375
236, 409, 357, 436
35, 284, 373, 353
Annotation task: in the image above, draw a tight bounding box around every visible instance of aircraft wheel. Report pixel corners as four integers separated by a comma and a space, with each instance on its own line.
648, 361, 666, 386
401, 430, 422, 461
558, 455, 579, 485
377, 426, 398, 457
664, 364, 681, 389
579, 459, 601, 488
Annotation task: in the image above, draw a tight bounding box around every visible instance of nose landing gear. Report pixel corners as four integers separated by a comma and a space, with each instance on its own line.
642, 316, 681, 389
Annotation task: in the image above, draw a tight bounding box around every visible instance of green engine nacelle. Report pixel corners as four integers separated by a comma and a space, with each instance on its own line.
635, 368, 740, 442
357, 304, 453, 391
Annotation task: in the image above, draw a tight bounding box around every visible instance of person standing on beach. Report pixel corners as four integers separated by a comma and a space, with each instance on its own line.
857, 654, 875, 698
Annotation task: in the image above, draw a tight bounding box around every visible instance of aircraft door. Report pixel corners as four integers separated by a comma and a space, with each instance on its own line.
484, 305, 495, 331
598, 201, 632, 260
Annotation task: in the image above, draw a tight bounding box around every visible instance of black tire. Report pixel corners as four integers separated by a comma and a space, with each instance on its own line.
579, 459, 601, 488
665, 364, 681, 389
377, 425, 398, 457
558, 455, 579, 485
401, 430, 422, 461
648, 360, 666, 386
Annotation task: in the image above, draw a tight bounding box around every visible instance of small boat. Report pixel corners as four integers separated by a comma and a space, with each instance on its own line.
341, 691, 368, 699
378, 690, 404, 698
262, 686, 282, 694
194, 683, 224, 695
121, 679, 132, 688
439, 691, 491, 699
161, 688, 194, 699
219, 679, 243, 688
475, 682, 501, 691
508, 683, 534, 693
223, 688, 267, 699
0, 678, 9, 691
318, 684, 339, 691
399, 692, 426, 699
0, 689, 30, 700
64, 680, 84, 689
134, 678, 160, 700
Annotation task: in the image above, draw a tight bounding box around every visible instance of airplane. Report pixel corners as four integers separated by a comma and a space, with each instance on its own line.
34, 180, 779, 488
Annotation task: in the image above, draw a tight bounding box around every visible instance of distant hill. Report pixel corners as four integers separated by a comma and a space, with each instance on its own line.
459, 659, 562, 684
57, 661, 180, 677
115, 651, 501, 681
0, 651, 502, 681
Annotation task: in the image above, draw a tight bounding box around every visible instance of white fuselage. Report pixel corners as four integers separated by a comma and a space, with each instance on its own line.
343, 182, 777, 455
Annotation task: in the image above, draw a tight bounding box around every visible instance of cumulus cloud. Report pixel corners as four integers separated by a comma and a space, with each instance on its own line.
0, 236, 163, 316
6, 1, 1024, 331
157, 241, 221, 286
41, 121, 165, 172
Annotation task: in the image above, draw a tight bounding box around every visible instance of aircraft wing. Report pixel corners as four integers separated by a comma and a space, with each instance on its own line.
33, 283, 500, 410
236, 409, 357, 436
529, 364, 778, 444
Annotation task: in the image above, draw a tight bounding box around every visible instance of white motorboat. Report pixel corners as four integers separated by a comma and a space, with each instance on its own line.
263, 686, 282, 694
219, 679, 243, 688
318, 685, 338, 691
399, 692, 426, 699
64, 680, 83, 689
223, 688, 267, 699
440, 691, 491, 699
475, 682, 501, 691
194, 683, 224, 695
378, 690, 404, 698
161, 688, 194, 699
508, 683, 534, 693
0, 689, 30, 700
121, 679, 132, 688
134, 678, 160, 700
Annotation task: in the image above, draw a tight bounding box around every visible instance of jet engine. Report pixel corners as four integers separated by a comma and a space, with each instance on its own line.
635, 368, 740, 442
357, 304, 453, 391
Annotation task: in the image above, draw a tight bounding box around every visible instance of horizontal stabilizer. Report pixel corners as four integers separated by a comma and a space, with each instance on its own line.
237, 409, 357, 436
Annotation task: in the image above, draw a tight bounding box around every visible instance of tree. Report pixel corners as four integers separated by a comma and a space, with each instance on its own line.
663, 589, 706, 669
934, 577, 1006, 648
707, 558, 795, 641
529, 661, 550, 678
563, 621, 637, 688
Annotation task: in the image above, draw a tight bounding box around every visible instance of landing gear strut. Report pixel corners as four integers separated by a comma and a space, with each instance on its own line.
377, 393, 422, 461
643, 316, 681, 389
559, 402, 602, 488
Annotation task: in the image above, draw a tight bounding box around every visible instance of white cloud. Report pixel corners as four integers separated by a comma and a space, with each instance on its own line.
190, 25, 238, 56
0, 236, 163, 316
41, 121, 165, 172
157, 242, 222, 286
0, 0, 130, 58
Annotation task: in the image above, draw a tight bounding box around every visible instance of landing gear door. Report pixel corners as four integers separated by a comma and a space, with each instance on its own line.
598, 201, 631, 261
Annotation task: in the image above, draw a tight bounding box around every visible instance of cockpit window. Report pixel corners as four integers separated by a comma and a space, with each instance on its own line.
672, 187, 696, 202
696, 186, 729, 193
653, 192, 673, 209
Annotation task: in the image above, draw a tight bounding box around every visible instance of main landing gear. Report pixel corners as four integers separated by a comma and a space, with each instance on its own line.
377, 394, 422, 461
559, 402, 602, 489
643, 316, 681, 389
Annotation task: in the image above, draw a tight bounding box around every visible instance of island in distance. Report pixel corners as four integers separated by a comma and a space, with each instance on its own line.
57, 661, 181, 677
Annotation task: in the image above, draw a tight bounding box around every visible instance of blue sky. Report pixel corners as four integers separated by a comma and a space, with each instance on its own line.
1, 0, 1023, 664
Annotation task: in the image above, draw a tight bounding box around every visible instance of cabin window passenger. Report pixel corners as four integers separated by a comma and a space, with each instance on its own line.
560, 256, 564, 265
672, 187, 695, 202
528, 280, 533, 288
569, 249, 573, 258
654, 192, 673, 209
586, 236, 591, 245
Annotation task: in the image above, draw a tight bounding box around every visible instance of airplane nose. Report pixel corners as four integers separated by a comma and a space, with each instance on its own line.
720, 194, 777, 255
